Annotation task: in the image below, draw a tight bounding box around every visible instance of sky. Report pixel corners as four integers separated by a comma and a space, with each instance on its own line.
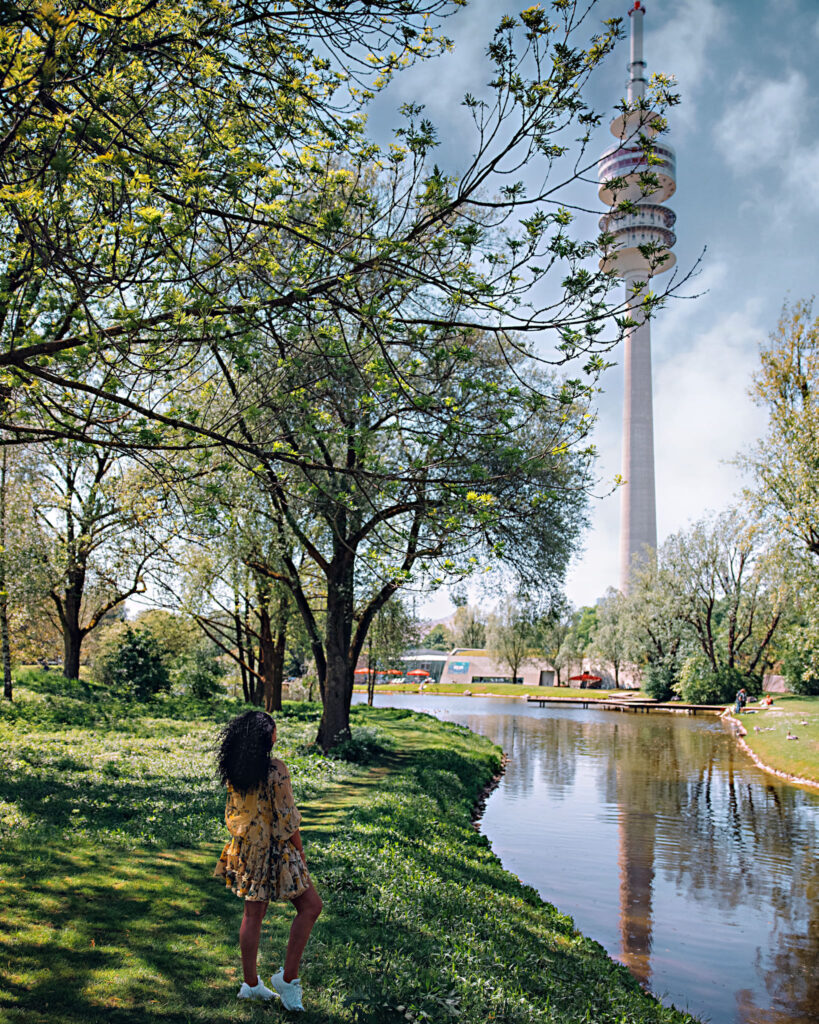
364, 0, 819, 616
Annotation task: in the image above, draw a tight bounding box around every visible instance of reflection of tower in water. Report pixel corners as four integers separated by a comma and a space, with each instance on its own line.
617, 806, 656, 987
606, 717, 683, 989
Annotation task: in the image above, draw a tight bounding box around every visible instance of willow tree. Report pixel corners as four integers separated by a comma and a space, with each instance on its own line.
742, 300, 819, 562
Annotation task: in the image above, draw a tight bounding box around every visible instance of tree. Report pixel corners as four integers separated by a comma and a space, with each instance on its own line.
423, 624, 453, 651
451, 605, 487, 649
780, 618, 819, 696
487, 596, 536, 684
660, 512, 788, 691
95, 625, 170, 701
26, 442, 172, 679
0, 1, 458, 443
1, 3, 682, 747
533, 598, 574, 686
558, 604, 599, 680
176, 532, 298, 713
623, 557, 690, 700
365, 598, 419, 706
742, 300, 819, 564
590, 588, 632, 688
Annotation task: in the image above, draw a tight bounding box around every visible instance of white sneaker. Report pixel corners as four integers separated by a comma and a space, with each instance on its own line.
270, 968, 304, 1011
237, 976, 275, 1000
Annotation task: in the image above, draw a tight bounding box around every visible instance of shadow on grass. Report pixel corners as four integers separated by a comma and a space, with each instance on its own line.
0, 707, 696, 1024
0, 839, 361, 1024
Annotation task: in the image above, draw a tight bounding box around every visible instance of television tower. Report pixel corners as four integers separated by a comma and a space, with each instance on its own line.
598, 1, 676, 592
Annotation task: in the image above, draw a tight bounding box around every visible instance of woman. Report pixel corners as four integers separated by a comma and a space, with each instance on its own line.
214, 710, 322, 1010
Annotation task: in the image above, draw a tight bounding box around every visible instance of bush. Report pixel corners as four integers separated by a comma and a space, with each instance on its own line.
95, 626, 170, 701
287, 674, 319, 701
675, 655, 761, 704
643, 663, 676, 702
175, 641, 226, 699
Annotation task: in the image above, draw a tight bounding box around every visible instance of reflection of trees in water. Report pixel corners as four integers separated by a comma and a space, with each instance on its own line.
456, 704, 819, 1022
590, 714, 819, 1022
750, 840, 819, 1023
473, 712, 581, 800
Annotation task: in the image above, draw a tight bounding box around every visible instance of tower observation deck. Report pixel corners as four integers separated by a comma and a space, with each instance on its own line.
597, 0, 677, 592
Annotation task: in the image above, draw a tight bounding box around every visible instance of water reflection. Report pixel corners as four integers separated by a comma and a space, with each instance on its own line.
355, 695, 819, 1024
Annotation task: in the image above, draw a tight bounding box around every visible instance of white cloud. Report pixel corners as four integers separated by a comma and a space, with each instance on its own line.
645, 0, 726, 131
715, 70, 819, 210
716, 71, 807, 169
653, 304, 764, 536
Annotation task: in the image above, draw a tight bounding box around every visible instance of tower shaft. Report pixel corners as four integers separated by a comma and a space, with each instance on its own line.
620, 273, 657, 591
597, 1, 675, 593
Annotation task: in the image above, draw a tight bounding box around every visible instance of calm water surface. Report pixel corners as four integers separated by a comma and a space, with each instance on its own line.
353, 693, 819, 1024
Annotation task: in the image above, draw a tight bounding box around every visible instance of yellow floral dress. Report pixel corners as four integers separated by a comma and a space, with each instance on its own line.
214, 758, 311, 902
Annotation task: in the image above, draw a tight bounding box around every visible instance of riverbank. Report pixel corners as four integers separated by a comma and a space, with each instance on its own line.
0, 679, 698, 1023
724, 694, 819, 788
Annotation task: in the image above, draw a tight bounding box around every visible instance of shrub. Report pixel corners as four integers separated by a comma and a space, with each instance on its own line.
675, 655, 761, 704
643, 663, 676, 702
175, 641, 226, 698
287, 674, 319, 701
96, 626, 170, 701
781, 624, 819, 695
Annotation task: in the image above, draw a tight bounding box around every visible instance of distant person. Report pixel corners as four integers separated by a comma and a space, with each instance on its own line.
214, 710, 322, 1010
734, 688, 748, 714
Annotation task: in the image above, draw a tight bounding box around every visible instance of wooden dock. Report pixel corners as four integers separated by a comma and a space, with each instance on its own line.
526, 695, 726, 716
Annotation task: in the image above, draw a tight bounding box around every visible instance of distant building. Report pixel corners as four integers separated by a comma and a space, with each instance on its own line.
402, 648, 556, 687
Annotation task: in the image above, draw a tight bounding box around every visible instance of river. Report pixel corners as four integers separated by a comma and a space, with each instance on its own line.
352, 693, 819, 1024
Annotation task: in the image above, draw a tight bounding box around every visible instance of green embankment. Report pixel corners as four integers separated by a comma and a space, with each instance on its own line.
736, 695, 819, 785
0, 675, 698, 1023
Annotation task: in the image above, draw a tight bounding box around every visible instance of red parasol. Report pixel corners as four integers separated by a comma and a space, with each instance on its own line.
406, 669, 431, 677
355, 667, 404, 676
569, 672, 602, 682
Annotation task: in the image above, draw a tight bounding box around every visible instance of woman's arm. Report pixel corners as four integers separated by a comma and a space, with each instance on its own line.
290, 828, 304, 856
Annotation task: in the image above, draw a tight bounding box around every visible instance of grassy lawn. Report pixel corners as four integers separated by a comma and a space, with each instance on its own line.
736, 694, 819, 784
354, 681, 618, 699
0, 672, 698, 1023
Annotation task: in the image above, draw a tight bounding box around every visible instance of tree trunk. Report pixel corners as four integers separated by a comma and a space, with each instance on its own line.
258, 604, 277, 712
62, 586, 84, 680
63, 625, 82, 681
271, 624, 286, 712
367, 635, 375, 707
233, 595, 249, 701
317, 560, 355, 751
56, 564, 88, 682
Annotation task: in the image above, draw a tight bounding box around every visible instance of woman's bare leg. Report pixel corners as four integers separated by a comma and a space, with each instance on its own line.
240, 899, 269, 985
283, 884, 323, 982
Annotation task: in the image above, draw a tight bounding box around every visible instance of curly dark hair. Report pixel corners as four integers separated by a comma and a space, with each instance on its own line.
216, 710, 276, 793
